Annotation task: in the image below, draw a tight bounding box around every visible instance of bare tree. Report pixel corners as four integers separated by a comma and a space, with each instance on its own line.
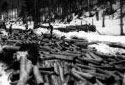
120, 0, 124, 35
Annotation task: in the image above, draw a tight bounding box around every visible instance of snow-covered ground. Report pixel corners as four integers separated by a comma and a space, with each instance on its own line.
34, 28, 125, 44
0, 63, 11, 85
88, 43, 125, 55
5, 1, 125, 36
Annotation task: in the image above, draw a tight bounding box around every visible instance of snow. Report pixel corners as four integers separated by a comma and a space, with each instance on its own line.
32, 1, 125, 44
16, 51, 28, 61
1, 0, 125, 55
34, 28, 125, 44
0, 29, 8, 36
0, 1, 125, 85
0, 63, 11, 85
5, 21, 34, 30
33, 28, 125, 55
88, 43, 125, 55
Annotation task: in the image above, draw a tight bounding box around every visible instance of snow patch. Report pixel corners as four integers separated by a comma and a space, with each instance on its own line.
88, 43, 125, 55
0, 63, 11, 85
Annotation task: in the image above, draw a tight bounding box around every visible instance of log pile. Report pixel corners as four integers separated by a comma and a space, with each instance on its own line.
0, 30, 125, 85
56, 25, 96, 32
40, 24, 96, 33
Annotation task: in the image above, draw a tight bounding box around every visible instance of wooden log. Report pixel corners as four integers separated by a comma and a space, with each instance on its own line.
75, 63, 95, 70
115, 65, 125, 71
33, 65, 44, 85
1, 45, 20, 52
83, 70, 111, 81
72, 68, 94, 80
40, 54, 74, 62
110, 60, 125, 65
71, 71, 86, 81
65, 38, 88, 43
44, 75, 51, 85
40, 46, 52, 52
96, 79, 104, 85
75, 64, 113, 79
92, 65, 115, 70
40, 71, 58, 75
123, 73, 125, 85
88, 65, 121, 80
51, 51, 81, 57
77, 57, 101, 65
57, 62, 65, 83
88, 52, 102, 61
17, 56, 32, 85
7, 40, 22, 43
74, 42, 88, 48
81, 48, 95, 52
63, 74, 70, 85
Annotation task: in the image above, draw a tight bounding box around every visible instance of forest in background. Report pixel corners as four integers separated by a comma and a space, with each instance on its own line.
0, 0, 125, 29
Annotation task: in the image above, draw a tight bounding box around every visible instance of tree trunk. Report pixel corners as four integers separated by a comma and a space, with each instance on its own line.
120, 0, 124, 35
102, 11, 105, 27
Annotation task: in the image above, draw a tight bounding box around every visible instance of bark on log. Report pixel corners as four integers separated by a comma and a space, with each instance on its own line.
51, 51, 81, 57
88, 52, 102, 61
17, 56, 32, 85
33, 65, 44, 85
57, 62, 65, 83
72, 68, 94, 80
0, 45, 20, 52
40, 54, 74, 62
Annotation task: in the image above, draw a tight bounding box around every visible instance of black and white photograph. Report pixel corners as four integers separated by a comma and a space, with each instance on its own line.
0, 0, 125, 85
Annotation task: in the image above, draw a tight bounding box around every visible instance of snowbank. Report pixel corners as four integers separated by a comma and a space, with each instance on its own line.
88, 43, 125, 55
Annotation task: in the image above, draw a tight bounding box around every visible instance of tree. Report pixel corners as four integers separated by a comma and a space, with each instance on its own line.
0, 1, 9, 21
120, 0, 124, 35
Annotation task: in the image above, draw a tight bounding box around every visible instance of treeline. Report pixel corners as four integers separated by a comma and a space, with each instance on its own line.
0, 0, 119, 24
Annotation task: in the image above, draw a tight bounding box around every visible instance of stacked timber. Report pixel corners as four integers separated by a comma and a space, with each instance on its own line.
0, 30, 125, 85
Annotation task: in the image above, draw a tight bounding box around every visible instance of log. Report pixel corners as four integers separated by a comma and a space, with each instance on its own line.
51, 51, 81, 57
83, 70, 111, 81
33, 65, 44, 85
40, 71, 58, 76
71, 71, 86, 81
65, 38, 88, 43
17, 55, 32, 85
75, 63, 95, 70
96, 79, 104, 85
88, 52, 102, 61
77, 57, 101, 65
1, 45, 20, 52
57, 62, 65, 83
40, 54, 74, 62
110, 60, 125, 65
84, 53, 93, 59
44, 75, 51, 85
75, 64, 113, 80
123, 73, 125, 85
91, 65, 115, 70
72, 68, 94, 80
7, 40, 22, 43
